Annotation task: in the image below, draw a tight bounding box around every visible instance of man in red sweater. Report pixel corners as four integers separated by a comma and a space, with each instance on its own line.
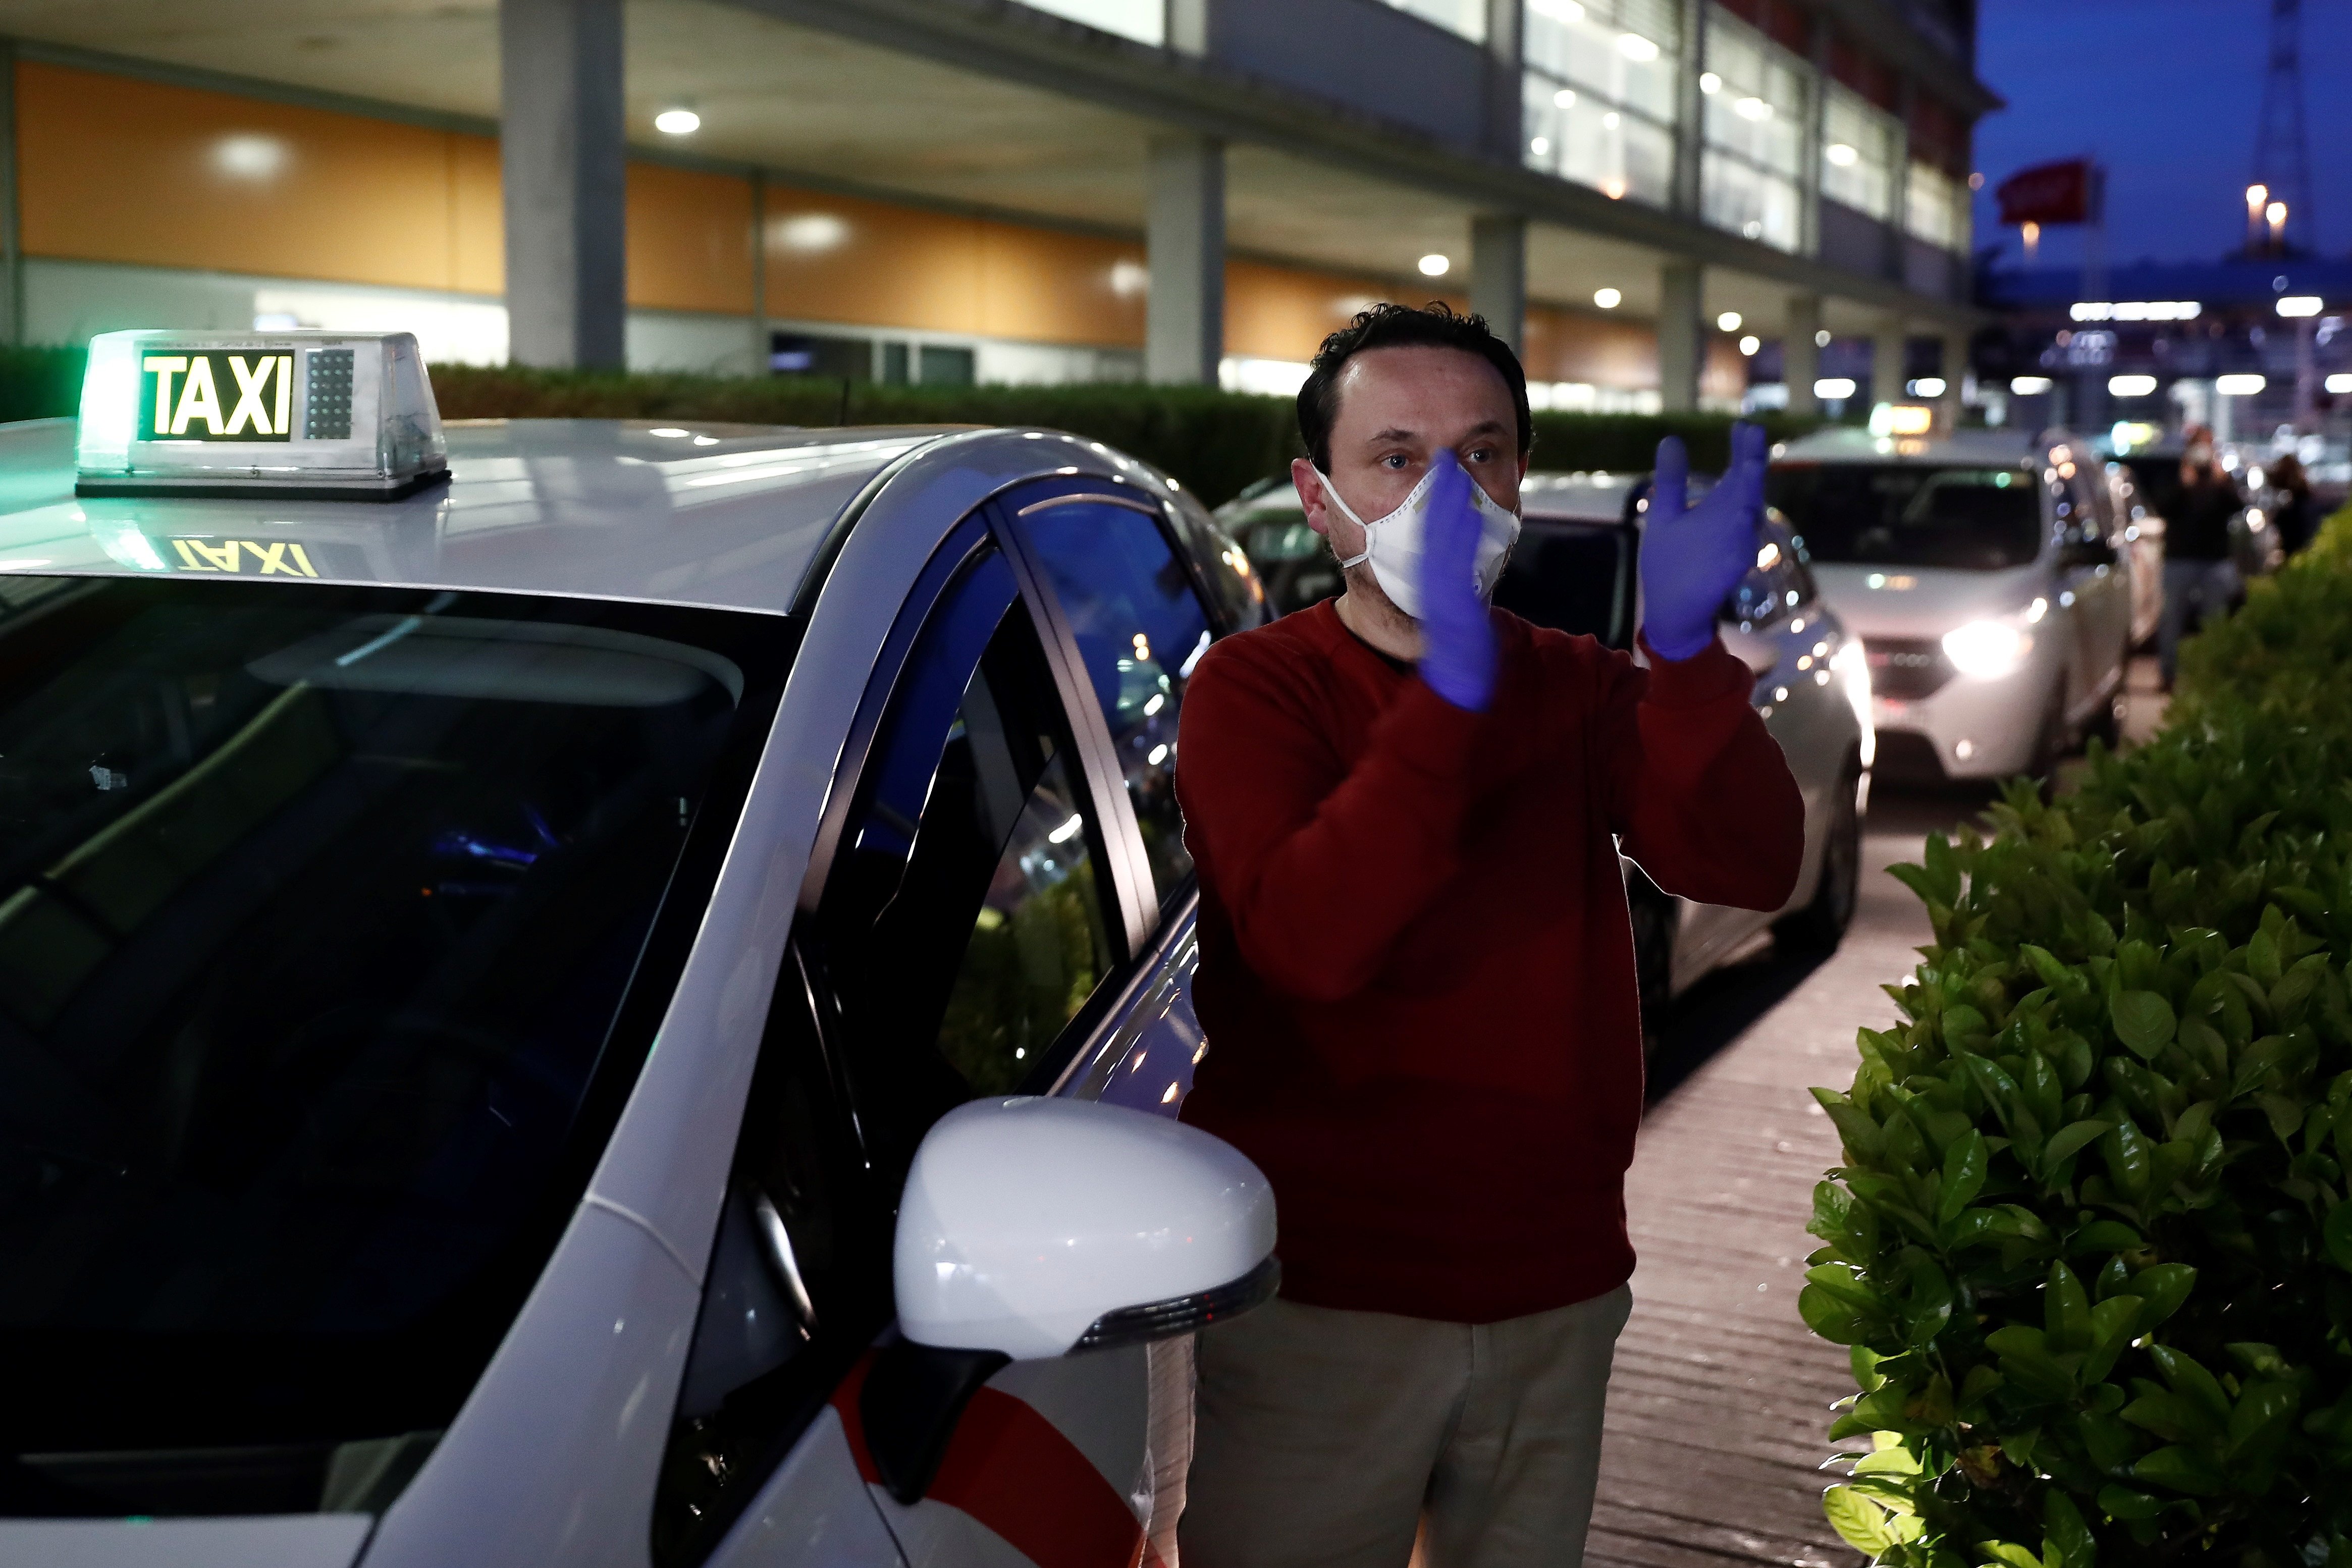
1175, 303, 1803, 1567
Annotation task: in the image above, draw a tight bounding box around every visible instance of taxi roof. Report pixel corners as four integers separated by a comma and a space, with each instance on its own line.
1774, 425, 2056, 466
0, 416, 1012, 615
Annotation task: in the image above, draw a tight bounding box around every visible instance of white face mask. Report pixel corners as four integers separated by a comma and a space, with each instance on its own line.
1314, 462, 1521, 621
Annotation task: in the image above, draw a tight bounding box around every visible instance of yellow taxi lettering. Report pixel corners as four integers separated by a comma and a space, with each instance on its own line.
286, 540, 318, 576
224, 355, 278, 437
242, 540, 315, 576
171, 357, 224, 437
143, 355, 187, 433
274, 354, 293, 435
170, 538, 202, 569
182, 539, 242, 572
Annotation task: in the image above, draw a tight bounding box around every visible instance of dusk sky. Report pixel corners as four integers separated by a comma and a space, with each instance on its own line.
1969, 0, 2352, 271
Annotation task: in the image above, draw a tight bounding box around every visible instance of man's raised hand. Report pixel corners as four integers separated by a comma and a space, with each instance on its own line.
1638, 420, 1769, 662
1417, 450, 1499, 711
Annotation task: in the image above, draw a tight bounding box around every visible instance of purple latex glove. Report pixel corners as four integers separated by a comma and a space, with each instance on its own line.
1415, 451, 1499, 711
1639, 420, 1769, 661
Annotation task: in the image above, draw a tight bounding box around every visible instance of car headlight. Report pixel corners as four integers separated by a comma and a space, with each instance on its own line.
1942, 619, 2033, 678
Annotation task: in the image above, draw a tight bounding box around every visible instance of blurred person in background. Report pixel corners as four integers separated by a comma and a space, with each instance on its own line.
1172, 303, 1803, 1568
2158, 425, 2243, 689
2268, 453, 2318, 559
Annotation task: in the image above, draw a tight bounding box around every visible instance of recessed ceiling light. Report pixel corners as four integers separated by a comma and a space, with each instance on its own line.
1594, 287, 1622, 309
655, 108, 701, 135
1418, 254, 1450, 277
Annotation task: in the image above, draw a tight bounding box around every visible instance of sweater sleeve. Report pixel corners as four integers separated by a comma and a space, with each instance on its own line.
1175, 640, 1482, 1004
1597, 633, 1805, 911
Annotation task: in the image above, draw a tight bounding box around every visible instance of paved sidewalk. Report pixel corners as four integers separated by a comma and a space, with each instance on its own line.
1585, 796, 1950, 1568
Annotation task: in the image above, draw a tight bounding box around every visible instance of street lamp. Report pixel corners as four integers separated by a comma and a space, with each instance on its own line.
2247, 184, 2268, 251
2267, 201, 2289, 248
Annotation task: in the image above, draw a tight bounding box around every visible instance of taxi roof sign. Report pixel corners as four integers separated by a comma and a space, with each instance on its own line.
76, 330, 448, 500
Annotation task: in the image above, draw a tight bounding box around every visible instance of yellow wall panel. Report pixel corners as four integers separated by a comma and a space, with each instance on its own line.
1225, 261, 1469, 363
18, 62, 467, 292
627, 163, 753, 314
450, 134, 504, 296
975, 222, 1144, 347
762, 185, 983, 335
1524, 305, 1657, 388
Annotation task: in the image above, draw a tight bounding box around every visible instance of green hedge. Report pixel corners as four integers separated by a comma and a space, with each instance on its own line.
0, 344, 1811, 508
1805, 505, 2352, 1568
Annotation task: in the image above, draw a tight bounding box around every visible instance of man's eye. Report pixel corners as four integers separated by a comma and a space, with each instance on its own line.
1380, 454, 1409, 469
1465, 448, 1495, 464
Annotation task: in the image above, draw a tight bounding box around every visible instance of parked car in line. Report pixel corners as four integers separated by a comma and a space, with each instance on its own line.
1215, 468, 1872, 1036
0, 331, 1284, 1568
1778, 426, 2138, 784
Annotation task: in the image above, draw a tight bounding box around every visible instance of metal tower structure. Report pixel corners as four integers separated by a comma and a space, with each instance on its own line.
2251, 0, 2314, 253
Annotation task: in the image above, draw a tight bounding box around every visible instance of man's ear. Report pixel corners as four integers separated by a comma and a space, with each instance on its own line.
1292, 457, 1332, 538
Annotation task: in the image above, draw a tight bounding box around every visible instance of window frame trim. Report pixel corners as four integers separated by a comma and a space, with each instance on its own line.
988, 477, 1193, 960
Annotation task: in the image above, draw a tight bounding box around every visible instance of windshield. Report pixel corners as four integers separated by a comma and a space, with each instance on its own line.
1234, 512, 1343, 618
0, 577, 788, 1518
1491, 523, 1633, 647
1769, 463, 2045, 570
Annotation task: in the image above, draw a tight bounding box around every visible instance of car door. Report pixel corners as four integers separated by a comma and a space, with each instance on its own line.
1669, 518, 1810, 982
2059, 465, 2128, 714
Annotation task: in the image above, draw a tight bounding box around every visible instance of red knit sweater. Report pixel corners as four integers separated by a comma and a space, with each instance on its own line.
1175, 600, 1805, 1324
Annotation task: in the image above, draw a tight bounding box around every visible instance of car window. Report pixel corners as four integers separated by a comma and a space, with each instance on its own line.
810, 548, 1120, 1187
0, 577, 788, 1516
1491, 522, 1634, 647
1165, 485, 1268, 632
1233, 508, 1343, 618
653, 946, 882, 1568
1771, 463, 2044, 570
1017, 499, 1213, 907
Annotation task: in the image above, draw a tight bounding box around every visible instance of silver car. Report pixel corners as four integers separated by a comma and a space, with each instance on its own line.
1216, 469, 1873, 1038
1777, 426, 2139, 783
0, 412, 1277, 1568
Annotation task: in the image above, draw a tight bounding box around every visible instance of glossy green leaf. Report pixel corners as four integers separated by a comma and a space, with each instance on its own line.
2111, 990, 2177, 1059
2326, 1202, 2352, 1272
2132, 1443, 2227, 1496
2042, 1119, 2112, 1172
2094, 1484, 2164, 1521
1938, 1129, 1988, 1226
1822, 1485, 1896, 1554
2045, 1490, 2096, 1568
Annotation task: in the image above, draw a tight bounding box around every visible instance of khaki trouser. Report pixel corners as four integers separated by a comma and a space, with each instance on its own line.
1179, 1285, 1633, 1568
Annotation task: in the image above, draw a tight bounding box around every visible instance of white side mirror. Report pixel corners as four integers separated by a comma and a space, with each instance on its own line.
894, 1096, 1277, 1360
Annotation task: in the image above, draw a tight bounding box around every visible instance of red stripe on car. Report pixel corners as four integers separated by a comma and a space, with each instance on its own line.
832, 1354, 1153, 1568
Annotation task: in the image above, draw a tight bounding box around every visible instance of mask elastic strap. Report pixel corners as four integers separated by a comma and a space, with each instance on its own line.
1314, 467, 1375, 570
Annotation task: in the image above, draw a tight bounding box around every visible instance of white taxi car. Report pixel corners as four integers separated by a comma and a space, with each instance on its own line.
0, 332, 1280, 1568
1773, 425, 2137, 783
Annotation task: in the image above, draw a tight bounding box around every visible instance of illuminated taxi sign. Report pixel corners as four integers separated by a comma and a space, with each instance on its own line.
1867, 402, 1939, 440
77, 330, 446, 500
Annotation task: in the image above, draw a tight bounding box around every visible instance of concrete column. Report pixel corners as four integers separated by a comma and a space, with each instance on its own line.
1785, 294, 1824, 416
499, 0, 626, 369
1482, 0, 1523, 163
1670, 0, 1707, 220
1166, 0, 1209, 56
0, 42, 21, 346
1470, 215, 1527, 355
1658, 260, 1705, 413
749, 171, 769, 376
1146, 133, 1225, 386
1872, 315, 1907, 407
1941, 328, 1970, 424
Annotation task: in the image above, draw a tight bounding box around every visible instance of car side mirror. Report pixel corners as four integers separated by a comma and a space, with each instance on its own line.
863, 1097, 1277, 1503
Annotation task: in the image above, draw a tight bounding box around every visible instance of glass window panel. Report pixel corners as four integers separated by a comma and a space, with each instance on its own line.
1525, 0, 1678, 125
1523, 74, 1675, 204
1906, 161, 1963, 249
1378, 0, 1485, 41
1020, 503, 1212, 906
1822, 86, 1898, 220
1702, 151, 1803, 251
1701, 12, 1806, 179
1015, 0, 1163, 44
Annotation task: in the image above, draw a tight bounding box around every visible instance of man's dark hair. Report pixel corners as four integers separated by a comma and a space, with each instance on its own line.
1296, 301, 1532, 472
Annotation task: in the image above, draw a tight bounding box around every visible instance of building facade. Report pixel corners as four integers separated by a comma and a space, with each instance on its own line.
0, 0, 1993, 414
